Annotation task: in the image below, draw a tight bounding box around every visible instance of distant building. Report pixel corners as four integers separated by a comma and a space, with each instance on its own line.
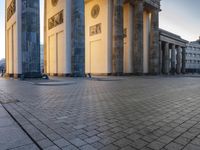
159, 29, 188, 74
185, 38, 200, 73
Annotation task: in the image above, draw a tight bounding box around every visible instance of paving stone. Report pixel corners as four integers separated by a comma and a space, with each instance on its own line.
85, 136, 100, 144
80, 144, 97, 150
37, 139, 54, 149
61, 145, 79, 150
157, 135, 173, 144
73, 125, 87, 130
86, 130, 99, 137
101, 144, 119, 150
44, 145, 60, 150
78, 134, 89, 140
175, 136, 191, 146
191, 138, 200, 146
183, 144, 200, 150
165, 142, 183, 150
69, 138, 87, 147
114, 138, 132, 147
10, 144, 40, 150
148, 141, 166, 150
47, 133, 61, 141
91, 142, 104, 149
99, 137, 116, 145
120, 146, 137, 150
53, 138, 70, 148
130, 139, 148, 149
126, 133, 142, 141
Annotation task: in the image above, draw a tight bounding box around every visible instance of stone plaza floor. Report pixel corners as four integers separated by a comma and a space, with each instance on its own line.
1, 76, 200, 150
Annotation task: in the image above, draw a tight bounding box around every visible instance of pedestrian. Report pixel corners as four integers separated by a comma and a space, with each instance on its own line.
1, 69, 3, 77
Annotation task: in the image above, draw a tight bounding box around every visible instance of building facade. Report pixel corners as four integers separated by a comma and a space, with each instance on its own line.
5, 0, 41, 78
44, 0, 161, 76
159, 29, 188, 74
185, 39, 200, 73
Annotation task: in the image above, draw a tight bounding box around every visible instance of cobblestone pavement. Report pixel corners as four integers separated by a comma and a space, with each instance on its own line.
1, 76, 200, 150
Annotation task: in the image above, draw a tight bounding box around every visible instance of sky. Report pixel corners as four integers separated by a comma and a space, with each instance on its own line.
0, 0, 199, 59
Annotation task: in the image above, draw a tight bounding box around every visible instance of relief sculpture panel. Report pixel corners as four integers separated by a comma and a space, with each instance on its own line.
90, 23, 101, 36
7, 0, 16, 21
48, 10, 64, 30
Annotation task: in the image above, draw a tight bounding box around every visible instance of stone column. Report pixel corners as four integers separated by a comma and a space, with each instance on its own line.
71, 0, 85, 77
171, 44, 176, 74
44, 0, 47, 74
159, 41, 162, 74
133, 0, 144, 74
149, 9, 159, 74
112, 0, 124, 75
163, 42, 169, 74
176, 46, 181, 74
20, 0, 41, 78
182, 47, 186, 74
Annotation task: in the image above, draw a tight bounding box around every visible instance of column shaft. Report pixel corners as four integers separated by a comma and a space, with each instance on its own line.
112, 0, 124, 75
71, 0, 85, 77
133, 0, 144, 74
159, 41, 162, 74
182, 47, 186, 74
44, 0, 47, 74
176, 46, 181, 74
171, 44, 176, 74
149, 10, 159, 74
164, 42, 169, 74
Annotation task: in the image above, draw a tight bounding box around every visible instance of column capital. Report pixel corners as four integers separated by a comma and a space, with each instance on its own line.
165, 42, 169, 46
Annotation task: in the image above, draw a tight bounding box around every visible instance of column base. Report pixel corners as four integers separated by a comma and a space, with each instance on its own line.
47, 73, 72, 77
23, 72, 42, 78
5, 73, 14, 78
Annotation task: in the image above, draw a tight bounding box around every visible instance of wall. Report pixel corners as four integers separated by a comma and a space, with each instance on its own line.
85, 0, 112, 74
6, 0, 22, 75
45, 0, 71, 75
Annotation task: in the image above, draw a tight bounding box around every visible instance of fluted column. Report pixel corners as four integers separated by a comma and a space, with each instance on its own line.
171, 44, 176, 74
149, 10, 159, 74
112, 0, 124, 75
164, 42, 169, 74
182, 47, 186, 74
176, 46, 181, 74
71, 0, 85, 77
133, 0, 143, 74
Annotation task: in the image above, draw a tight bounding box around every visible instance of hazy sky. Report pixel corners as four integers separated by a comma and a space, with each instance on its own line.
0, 0, 199, 59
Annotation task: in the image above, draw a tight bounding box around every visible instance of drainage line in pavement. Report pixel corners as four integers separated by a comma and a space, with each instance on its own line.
2, 104, 43, 150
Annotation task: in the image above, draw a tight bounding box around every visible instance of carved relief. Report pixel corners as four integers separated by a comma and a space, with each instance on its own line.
91, 4, 100, 19
48, 10, 63, 30
7, 0, 16, 21
124, 28, 127, 38
51, 0, 59, 7
90, 23, 101, 36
